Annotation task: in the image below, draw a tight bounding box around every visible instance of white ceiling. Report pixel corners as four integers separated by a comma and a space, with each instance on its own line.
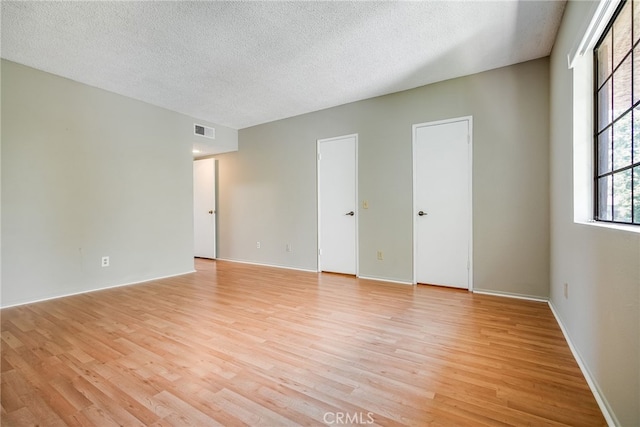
1, 1, 566, 130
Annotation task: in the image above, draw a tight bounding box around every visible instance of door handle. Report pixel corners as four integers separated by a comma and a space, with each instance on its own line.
208, 210, 214, 214
418, 211, 427, 216
345, 211, 355, 216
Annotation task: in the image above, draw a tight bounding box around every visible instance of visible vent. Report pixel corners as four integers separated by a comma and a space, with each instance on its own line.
194, 124, 215, 139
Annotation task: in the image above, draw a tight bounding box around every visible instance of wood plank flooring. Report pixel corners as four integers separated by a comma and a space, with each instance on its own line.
1, 259, 606, 426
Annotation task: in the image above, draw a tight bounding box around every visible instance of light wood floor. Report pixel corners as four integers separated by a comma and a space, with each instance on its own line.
2, 259, 605, 426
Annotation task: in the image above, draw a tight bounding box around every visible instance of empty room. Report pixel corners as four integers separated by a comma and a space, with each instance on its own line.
1, 0, 639, 426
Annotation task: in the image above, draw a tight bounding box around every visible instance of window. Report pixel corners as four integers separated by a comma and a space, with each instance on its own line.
594, 0, 640, 225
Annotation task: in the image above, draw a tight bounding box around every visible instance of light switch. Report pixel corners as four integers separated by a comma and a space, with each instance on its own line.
363, 200, 369, 209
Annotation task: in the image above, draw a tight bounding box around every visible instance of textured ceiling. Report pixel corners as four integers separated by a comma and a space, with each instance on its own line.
1, 1, 566, 130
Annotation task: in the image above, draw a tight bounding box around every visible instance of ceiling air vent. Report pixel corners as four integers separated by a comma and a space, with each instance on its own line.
194, 124, 215, 139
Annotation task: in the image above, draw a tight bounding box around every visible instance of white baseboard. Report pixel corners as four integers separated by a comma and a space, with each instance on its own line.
217, 260, 415, 286
215, 257, 317, 273
357, 275, 413, 285
548, 301, 617, 427
472, 289, 548, 302
0, 270, 196, 309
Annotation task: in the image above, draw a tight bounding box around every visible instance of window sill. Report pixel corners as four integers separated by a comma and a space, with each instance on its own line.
575, 219, 640, 234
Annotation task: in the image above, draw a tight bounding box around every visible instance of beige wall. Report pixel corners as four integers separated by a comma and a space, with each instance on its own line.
1, 60, 237, 307
215, 58, 550, 297
550, 1, 640, 425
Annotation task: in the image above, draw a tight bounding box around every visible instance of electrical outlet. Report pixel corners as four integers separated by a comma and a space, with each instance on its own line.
286, 243, 291, 252
101, 256, 110, 267
563, 282, 569, 299
256, 241, 261, 249
377, 250, 384, 260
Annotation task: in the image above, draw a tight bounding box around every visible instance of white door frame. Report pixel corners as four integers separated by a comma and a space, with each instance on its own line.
194, 158, 217, 259
412, 116, 473, 290
317, 134, 359, 275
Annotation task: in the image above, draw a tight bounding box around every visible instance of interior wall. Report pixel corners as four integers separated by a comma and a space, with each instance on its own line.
550, 1, 640, 425
215, 58, 550, 297
1, 60, 238, 307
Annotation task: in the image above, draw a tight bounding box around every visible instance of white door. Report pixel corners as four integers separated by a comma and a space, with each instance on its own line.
318, 134, 357, 275
194, 158, 216, 259
413, 118, 472, 289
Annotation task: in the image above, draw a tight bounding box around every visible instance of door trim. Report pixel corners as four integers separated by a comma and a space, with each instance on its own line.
317, 134, 359, 275
412, 116, 473, 290
193, 158, 217, 259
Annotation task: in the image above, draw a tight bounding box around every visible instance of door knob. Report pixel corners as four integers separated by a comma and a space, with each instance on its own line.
208, 210, 214, 214
418, 211, 427, 216
345, 211, 355, 216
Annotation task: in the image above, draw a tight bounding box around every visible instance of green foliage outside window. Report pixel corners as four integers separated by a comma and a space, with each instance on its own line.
595, 0, 640, 225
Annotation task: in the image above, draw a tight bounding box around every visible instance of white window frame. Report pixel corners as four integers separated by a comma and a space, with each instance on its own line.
568, 0, 640, 233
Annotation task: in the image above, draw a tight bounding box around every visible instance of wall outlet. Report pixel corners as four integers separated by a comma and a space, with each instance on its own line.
101, 256, 110, 267
563, 282, 569, 299
377, 250, 384, 260
286, 243, 291, 252
256, 241, 261, 249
